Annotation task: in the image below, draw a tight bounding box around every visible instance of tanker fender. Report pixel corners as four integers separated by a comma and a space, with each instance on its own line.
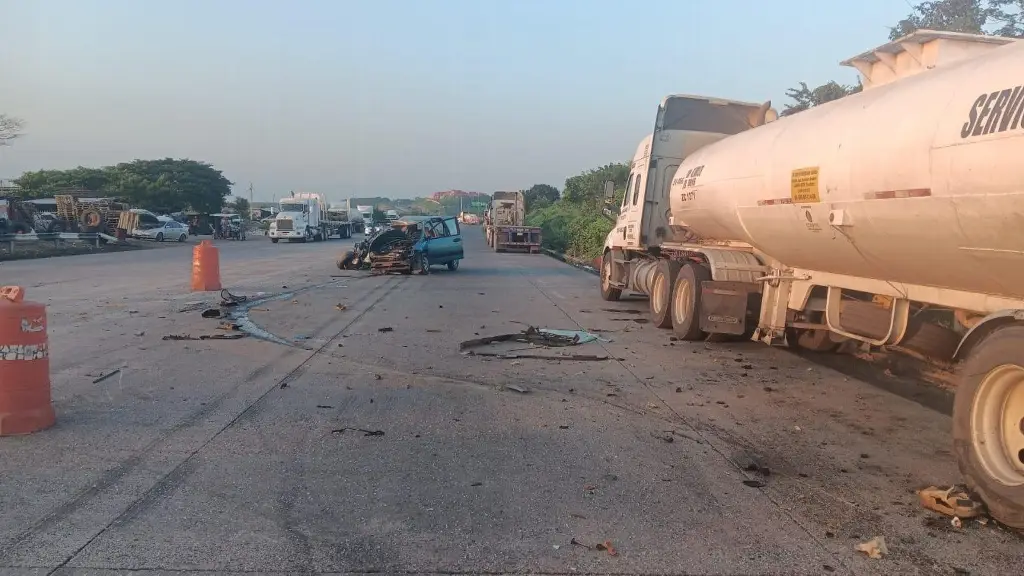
953, 309, 1024, 361
679, 247, 767, 285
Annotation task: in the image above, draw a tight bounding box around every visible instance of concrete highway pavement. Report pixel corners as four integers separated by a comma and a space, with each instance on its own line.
0, 231, 1020, 575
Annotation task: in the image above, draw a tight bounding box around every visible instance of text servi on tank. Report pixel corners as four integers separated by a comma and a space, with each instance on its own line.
599, 30, 1024, 528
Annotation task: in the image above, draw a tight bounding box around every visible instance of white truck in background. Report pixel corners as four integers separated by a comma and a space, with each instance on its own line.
599, 30, 1024, 528
269, 192, 330, 243
325, 204, 353, 239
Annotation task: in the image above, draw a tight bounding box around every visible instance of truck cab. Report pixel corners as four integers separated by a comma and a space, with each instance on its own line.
605, 95, 777, 256
269, 195, 323, 243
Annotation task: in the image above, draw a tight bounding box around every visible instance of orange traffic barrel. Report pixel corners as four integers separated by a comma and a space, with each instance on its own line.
191, 240, 222, 291
0, 286, 56, 436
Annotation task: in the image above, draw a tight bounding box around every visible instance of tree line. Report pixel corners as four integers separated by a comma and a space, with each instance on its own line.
6, 159, 233, 215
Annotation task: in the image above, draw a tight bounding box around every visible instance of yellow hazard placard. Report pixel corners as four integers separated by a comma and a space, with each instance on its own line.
790, 167, 820, 204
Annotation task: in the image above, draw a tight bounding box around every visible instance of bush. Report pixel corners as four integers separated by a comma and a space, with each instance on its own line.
526, 201, 612, 262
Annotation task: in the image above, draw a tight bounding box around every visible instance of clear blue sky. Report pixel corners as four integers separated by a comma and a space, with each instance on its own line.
1, 0, 909, 201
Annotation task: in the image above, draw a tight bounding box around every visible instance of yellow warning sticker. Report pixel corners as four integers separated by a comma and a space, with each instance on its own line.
790, 167, 820, 204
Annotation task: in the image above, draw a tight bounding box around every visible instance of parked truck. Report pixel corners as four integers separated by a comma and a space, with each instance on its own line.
269, 192, 329, 243
325, 205, 353, 239
484, 191, 541, 253
599, 30, 1024, 528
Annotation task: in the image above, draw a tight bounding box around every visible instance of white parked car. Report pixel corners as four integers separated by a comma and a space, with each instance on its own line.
133, 220, 188, 242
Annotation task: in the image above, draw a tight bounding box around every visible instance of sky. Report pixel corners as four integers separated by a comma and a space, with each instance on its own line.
1, 0, 910, 201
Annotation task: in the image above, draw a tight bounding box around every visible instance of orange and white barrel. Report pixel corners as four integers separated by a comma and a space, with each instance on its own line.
0, 286, 56, 436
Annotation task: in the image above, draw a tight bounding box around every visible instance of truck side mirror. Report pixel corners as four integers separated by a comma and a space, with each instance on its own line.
602, 180, 619, 221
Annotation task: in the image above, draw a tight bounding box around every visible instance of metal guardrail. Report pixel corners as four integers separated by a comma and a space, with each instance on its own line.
0, 232, 120, 251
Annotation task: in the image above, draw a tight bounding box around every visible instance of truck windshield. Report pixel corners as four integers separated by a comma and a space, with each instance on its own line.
280, 203, 307, 213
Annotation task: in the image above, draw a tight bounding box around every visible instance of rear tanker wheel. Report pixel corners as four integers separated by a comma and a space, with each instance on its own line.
671, 262, 711, 341
600, 252, 621, 301
650, 260, 681, 329
953, 324, 1024, 529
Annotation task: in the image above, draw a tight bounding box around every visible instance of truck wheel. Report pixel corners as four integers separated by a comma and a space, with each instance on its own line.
671, 262, 711, 341
952, 324, 1024, 529
80, 208, 104, 233
600, 252, 621, 301
271, 238, 279, 244
650, 260, 681, 329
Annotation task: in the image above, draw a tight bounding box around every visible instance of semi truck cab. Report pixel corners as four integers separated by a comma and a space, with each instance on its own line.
605, 95, 777, 257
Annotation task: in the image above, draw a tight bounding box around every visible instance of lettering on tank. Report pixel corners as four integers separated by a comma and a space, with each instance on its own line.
961, 86, 1024, 138
673, 164, 704, 203
790, 167, 821, 204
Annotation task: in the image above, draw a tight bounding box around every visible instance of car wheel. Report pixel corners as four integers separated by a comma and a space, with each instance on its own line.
420, 253, 430, 275
178, 234, 187, 242
447, 259, 459, 271
156, 232, 164, 242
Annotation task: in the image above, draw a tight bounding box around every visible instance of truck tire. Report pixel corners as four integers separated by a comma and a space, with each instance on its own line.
650, 260, 681, 329
271, 238, 279, 244
952, 324, 1024, 529
671, 262, 711, 341
600, 252, 621, 301
80, 208, 103, 233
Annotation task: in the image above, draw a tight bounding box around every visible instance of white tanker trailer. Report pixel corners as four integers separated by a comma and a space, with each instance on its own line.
600, 30, 1024, 527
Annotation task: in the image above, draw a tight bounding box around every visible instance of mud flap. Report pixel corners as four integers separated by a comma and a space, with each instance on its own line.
698, 281, 761, 336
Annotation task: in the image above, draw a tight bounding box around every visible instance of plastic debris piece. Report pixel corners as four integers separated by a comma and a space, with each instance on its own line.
917, 485, 984, 519
855, 536, 888, 559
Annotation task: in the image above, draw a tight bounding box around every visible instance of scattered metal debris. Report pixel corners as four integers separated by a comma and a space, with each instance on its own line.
162, 333, 246, 341
506, 384, 530, 394
220, 289, 248, 306
460, 326, 613, 361
201, 309, 223, 319
91, 368, 122, 384
742, 479, 766, 488
331, 427, 384, 437
378, 327, 394, 333
569, 538, 617, 557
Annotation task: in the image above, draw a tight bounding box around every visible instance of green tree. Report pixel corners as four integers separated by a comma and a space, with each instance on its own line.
0, 114, 24, 146
523, 184, 560, 211
781, 80, 862, 117
561, 163, 630, 205
889, 0, 1024, 39
232, 197, 251, 217
12, 158, 232, 213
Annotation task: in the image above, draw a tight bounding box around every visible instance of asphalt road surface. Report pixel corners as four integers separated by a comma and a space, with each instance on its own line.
0, 231, 1020, 575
